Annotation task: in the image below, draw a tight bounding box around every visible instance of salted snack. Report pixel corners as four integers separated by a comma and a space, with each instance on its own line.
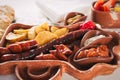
0, 5, 15, 39
91, 0, 120, 28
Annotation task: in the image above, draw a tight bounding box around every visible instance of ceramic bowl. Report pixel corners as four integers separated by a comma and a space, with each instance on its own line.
91, 1, 120, 28
64, 12, 87, 25
73, 45, 114, 66
0, 23, 120, 80
80, 30, 112, 47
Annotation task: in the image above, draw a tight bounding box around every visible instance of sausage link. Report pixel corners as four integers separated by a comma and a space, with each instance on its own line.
0, 47, 11, 56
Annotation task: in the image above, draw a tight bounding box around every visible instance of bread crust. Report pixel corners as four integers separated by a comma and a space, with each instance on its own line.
0, 5, 15, 39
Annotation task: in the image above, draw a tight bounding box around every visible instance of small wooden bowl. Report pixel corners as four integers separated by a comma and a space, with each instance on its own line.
64, 12, 87, 25
80, 30, 112, 47
0, 23, 32, 47
91, 1, 120, 28
74, 45, 114, 66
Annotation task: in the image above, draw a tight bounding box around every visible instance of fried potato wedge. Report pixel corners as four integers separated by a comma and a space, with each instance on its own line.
51, 26, 59, 33
35, 22, 49, 34
35, 31, 58, 46
6, 32, 26, 43
28, 27, 36, 40
13, 29, 28, 34
54, 28, 69, 37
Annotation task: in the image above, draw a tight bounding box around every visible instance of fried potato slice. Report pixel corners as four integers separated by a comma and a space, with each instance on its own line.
51, 26, 59, 33
6, 32, 26, 43
54, 28, 69, 37
13, 29, 28, 34
35, 31, 58, 46
35, 22, 49, 34
28, 27, 36, 40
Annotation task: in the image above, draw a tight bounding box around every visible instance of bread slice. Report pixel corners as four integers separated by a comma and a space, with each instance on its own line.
0, 5, 15, 39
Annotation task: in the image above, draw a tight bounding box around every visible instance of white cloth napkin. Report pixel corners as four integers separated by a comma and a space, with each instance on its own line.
36, 0, 94, 23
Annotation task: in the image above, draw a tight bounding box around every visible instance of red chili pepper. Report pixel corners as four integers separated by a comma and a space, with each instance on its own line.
101, 0, 115, 11
101, 5, 110, 11
79, 21, 96, 30
94, 0, 116, 11
94, 0, 104, 10
103, 0, 115, 8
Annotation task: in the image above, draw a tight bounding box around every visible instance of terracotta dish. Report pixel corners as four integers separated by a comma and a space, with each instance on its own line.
91, 1, 120, 28
72, 45, 114, 67
0, 23, 120, 80
0, 23, 32, 47
64, 12, 87, 25
80, 30, 113, 47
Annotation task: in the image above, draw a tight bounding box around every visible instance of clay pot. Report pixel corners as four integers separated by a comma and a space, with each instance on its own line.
91, 1, 120, 28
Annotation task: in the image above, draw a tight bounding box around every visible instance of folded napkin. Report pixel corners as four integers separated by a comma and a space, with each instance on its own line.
36, 0, 94, 23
